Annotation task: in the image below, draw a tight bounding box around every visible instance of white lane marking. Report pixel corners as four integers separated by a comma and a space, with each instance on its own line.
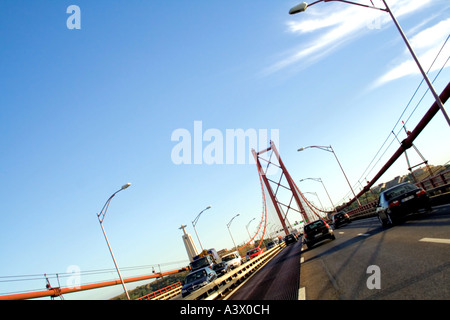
299, 257, 305, 300
298, 287, 306, 300
338, 232, 345, 234
358, 233, 370, 237
419, 237, 450, 244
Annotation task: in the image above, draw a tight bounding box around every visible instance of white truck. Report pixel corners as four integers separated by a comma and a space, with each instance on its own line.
221, 251, 242, 269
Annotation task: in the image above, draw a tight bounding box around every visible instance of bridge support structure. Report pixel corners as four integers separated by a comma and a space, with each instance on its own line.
252, 141, 324, 237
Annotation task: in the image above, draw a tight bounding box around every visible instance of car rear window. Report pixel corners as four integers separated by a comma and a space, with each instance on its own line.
305, 220, 324, 231
222, 255, 236, 262
185, 269, 207, 283
385, 184, 417, 201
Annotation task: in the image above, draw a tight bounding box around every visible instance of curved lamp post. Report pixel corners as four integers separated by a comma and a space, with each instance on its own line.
96, 183, 131, 300
303, 191, 325, 211
298, 145, 361, 206
299, 177, 336, 212
192, 206, 211, 252
289, 0, 450, 127
227, 214, 240, 251
246, 218, 256, 242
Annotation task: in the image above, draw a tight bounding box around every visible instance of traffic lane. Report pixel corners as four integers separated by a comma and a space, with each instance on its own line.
300, 204, 450, 299
228, 240, 302, 300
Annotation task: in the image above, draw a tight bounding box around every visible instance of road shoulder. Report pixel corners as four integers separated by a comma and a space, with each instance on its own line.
300, 247, 341, 300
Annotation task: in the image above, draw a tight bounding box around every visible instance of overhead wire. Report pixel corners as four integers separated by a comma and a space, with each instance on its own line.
0, 260, 190, 296
335, 33, 450, 206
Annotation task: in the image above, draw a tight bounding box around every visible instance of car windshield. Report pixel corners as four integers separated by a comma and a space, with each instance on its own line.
222, 255, 236, 262
384, 184, 417, 201
305, 220, 324, 231
190, 257, 208, 269
213, 263, 224, 270
185, 270, 207, 284
247, 248, 260, 255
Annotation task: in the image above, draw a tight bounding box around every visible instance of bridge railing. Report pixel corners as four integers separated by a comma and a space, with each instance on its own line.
417, 169, 450, 200
346, 200, 378, 220
345, 169, 450, 220
176, 242, 286, 301
136, 281, 182, 300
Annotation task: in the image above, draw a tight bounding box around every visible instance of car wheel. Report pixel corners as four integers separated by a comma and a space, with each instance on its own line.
330, 234, 336, 240
378, 213, 391, 228
386, 211, 394, 225
377, 214, 385, 227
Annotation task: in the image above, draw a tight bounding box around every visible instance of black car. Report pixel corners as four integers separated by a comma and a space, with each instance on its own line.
212, 262, 230, 277
303, 219, 335, 249
376, 182, 431, 227
266, 241, 276, 250
284, 233, 297, 245
181, 267, 217, 298
331, 212, 351, 229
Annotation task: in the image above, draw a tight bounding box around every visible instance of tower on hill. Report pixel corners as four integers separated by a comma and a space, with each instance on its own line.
179, 225, 199, 262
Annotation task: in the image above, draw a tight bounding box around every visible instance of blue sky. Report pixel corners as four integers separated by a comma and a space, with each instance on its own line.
0, 0, 449, 299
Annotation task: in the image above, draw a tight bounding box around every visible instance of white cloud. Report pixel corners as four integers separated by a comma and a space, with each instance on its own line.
263, 0, 440, 77
263, 4, 383, 75
373, 17, 450, 87
410, 17, 450, 50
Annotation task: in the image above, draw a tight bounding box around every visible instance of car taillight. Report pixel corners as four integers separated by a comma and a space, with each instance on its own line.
416, 189, 426, 197
389, 200, 399, 208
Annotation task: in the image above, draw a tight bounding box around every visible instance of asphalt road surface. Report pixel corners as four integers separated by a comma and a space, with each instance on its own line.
228, 204, 450, 300
228, 239, 303, 300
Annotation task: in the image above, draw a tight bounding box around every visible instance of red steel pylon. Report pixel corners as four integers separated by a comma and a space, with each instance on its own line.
252, 141, 324, 236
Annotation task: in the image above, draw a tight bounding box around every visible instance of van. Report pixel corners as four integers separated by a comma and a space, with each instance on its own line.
181, 267, 218, 298
221, 251, 242, 269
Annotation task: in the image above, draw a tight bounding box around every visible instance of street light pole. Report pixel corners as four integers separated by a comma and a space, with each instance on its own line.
289, 0, 450, 126
303, 191, 325, 211
300, 177, 336, 212
97, 183, 131, 300
227, 214, 240, 252
246, 218, 256, 242
298, 145, 361, 206
380, 0, 450, 126
192, 206, 211, 253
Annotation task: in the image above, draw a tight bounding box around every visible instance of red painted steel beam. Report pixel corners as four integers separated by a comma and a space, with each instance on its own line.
343, 82, 450, 209
0, 267, 189, 300
252, 148, 290, 236
270, 141, 310, 223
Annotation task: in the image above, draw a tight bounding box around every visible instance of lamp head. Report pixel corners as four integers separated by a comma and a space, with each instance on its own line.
121, 183, 131, 190
289, 2, 308, 14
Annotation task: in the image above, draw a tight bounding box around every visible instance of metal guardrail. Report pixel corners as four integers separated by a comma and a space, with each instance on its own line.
137, 281, 182, 300
417, 169, 450, 191
345, 170, 450, 221
151, 242, 287, 301
346, 201, 378, 220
